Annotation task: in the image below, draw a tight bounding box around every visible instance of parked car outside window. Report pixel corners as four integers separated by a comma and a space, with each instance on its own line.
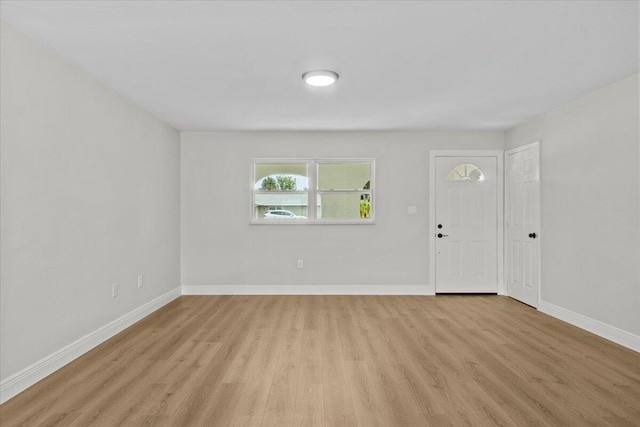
263, 210, 306, 219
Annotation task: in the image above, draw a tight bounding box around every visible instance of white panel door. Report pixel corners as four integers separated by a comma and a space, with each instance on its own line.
506, 143, 540, 307
435, 156, 498, 293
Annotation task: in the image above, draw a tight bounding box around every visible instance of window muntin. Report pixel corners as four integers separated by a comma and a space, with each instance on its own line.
447, 163, 484, 181
252, 159, 374, 224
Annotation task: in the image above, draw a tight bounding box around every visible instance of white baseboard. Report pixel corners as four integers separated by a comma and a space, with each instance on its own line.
182, 284, 434, 295
538, 300, 640, 353
0, 287, 182, 404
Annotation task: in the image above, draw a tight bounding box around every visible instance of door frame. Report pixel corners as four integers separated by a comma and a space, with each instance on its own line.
504, 141, 541, 307
429, 150, 504, 295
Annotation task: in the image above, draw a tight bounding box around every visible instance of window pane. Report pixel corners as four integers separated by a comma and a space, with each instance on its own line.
317, 163, 371, 190
254, 194, 309, 219
318, 193, 372, 220
255, 163, 308, 191
447, 163, 484, 181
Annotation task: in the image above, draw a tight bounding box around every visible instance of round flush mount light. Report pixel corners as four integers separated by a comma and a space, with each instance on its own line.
302, 70, 339, 87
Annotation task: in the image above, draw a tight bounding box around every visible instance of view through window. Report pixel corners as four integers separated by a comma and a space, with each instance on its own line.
252, 159, 375, 223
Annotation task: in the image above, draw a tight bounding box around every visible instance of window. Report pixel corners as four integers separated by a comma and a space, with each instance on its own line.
253, 162, 309, 221
252, 159, 375, 224
447, 163, 484, 181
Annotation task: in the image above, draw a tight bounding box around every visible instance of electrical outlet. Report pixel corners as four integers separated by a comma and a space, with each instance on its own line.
408, 206, 418, 215
112, 283, 119, 297
137, 275, 143, 288
297, 259, 303, 268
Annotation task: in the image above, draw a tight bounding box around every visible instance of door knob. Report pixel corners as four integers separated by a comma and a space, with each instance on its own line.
529, 232, 537, 238
437, 233, 448, 238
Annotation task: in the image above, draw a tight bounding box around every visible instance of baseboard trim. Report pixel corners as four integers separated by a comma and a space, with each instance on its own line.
0, 287, 182, 404
182, 284, 434, 295
538, 300, 640, 353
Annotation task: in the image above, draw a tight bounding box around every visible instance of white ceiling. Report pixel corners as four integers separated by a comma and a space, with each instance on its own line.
1, 1, 638, 131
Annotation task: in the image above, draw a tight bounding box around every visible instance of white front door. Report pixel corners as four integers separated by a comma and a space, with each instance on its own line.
506, 143, 540, 307
435, 156, 498, 293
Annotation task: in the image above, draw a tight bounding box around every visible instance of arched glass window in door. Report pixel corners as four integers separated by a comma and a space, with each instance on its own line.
447, 163, 484, 181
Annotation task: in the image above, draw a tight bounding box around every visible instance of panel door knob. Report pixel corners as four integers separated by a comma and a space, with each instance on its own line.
437, 224, 443, 229
529, 232, 537, 238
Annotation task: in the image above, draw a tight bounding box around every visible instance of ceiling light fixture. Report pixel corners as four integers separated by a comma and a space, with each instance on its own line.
302, 70, 339, 87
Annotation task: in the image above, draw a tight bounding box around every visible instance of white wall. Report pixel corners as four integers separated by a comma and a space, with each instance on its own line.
505, 74, 640, 337
181, 131, 503, 293
0, 23, 181, 382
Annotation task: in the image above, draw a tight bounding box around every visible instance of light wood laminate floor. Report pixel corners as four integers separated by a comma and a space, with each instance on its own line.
1, 295, 639, 426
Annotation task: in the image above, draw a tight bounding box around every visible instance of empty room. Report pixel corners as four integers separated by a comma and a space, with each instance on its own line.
1, 1, 639, 426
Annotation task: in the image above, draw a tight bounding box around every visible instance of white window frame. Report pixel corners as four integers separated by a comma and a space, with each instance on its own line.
251, 158, 376, 225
